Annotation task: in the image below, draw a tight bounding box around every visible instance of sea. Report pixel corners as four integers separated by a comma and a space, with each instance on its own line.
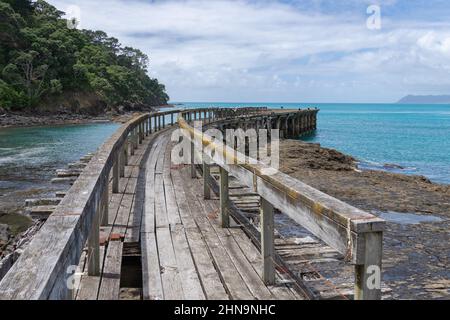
180, 102, 450, 185
1, 102, 449, 215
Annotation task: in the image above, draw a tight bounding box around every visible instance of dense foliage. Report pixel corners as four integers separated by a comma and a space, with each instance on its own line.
0, 0, 169, 111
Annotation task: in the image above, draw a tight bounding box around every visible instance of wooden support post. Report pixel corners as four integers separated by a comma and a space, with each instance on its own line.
134, 127, 139, 148
203, 161, 211, 199
100, 183, 109, 226
158, 115, 161, 130
87, 210, 100, 276
137, 124, 141, 144
149, 117, 153, 134
112, 153, 119, 194
354, 232, 383, 300
130, 131, 135, 156
123, 140, 128, 166
162, 115, 166, 128
171, 113, 174, 125
120, 144, 125, 177
219, 167, 229, 228
190, 132, 196, 179
261, 197, 275, 285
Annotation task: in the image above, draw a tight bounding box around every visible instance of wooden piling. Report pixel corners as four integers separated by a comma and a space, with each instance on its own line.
220, 167, 229, 228
261, 197, 275, 285
354, 232, 383, 300
203, 161, 211, 200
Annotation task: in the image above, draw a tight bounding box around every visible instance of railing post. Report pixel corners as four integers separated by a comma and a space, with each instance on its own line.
190, 131, 196, 178
120, 143, 125, 177
130, 130, 135, 156
88, 208, 100, 276
203, 160, 211, 199
162, 114, 166, 128
100, 182, 109, 226
261, 197, 275, 285
354, 232, 383, 300
112, 152, 119, 194
149, 116, 153, 134
219, 167, 229, 228
145, 117, 148, 136
134, 126, 139, 148
139, 122, 143, 144
158, 115, 161, 130
171, 113, 174, 125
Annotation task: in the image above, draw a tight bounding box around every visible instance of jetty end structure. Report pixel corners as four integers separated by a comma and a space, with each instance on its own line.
0, 107, 385, 300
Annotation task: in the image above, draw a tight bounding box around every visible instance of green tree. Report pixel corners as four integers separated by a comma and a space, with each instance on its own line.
0, 0, 169, 111
2, 51, 48, 106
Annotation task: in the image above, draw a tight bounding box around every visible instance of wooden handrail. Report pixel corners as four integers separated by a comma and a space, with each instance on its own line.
0, 106, 378, 300
0, 108, 197, 300
178, 113, 385, 300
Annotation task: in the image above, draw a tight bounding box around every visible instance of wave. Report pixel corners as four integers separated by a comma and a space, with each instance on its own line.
0, 147, 48, 165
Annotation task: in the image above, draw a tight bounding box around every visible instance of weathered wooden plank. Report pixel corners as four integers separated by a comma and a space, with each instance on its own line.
98, 241, 123, 300
111, 194, 133, 236
190, 178, 275, 300
171, 169, 229, 300
181, 171, 254, 300
229, 228, 299, 300
156, 227, 184, 300
155, 175, 169, 229
76, 246, 106, 300
141, 232, 163, 300
25, 198, 61, 207
171, 225, 205, 300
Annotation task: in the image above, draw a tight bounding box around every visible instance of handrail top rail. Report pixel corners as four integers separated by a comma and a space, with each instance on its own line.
178, 116, 385, 235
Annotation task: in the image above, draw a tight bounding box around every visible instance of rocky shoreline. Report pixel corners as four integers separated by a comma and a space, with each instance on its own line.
1, 120, 448, 297
279, 140, 450, 299
0, 104, 176, 128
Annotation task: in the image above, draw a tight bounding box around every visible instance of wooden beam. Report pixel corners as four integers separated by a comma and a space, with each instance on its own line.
219, 167, 229, 228
260, 197, 275, 285
112, 153, 119, 194
203, 161, 211, 199
354, 232, 383, 300
87, 211, 100, 277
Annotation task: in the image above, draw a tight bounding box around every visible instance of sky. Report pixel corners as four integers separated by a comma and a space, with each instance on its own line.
47, 0, 450, 103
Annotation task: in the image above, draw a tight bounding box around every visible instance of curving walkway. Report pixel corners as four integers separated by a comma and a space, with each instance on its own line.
141, 129, 303, 300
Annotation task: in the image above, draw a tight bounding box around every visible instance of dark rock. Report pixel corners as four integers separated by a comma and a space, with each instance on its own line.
384, 163, 405, 170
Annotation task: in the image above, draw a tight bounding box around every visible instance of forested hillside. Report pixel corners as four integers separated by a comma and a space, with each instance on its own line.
0, 0, 169, 113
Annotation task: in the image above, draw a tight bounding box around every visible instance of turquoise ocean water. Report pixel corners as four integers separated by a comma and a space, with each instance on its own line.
179, 102, 450, 184
0, 123, 119, 208
0, 102, 449, 208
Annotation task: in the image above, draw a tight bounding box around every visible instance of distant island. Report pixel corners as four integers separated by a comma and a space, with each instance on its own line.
397, 95, 450, 104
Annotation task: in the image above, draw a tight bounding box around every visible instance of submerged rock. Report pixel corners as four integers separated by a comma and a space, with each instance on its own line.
383, 163, 405, 170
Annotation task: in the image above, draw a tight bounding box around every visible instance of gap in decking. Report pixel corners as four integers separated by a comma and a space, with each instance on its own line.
119, 242, 143, 300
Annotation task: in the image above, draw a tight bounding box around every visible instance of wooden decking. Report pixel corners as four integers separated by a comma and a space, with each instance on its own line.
74, 128, 153, 300
73, 128, 303, 300
141, 130, 303, 300
0, 108, 387, 300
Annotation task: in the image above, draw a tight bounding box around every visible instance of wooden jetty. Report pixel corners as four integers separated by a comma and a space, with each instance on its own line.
0, 107, 385, 300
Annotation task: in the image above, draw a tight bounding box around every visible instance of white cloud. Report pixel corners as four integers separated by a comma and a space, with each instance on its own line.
48, 0, 450, 102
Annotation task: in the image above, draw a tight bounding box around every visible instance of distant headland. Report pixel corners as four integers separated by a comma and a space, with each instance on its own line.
397, 95, 450, 104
